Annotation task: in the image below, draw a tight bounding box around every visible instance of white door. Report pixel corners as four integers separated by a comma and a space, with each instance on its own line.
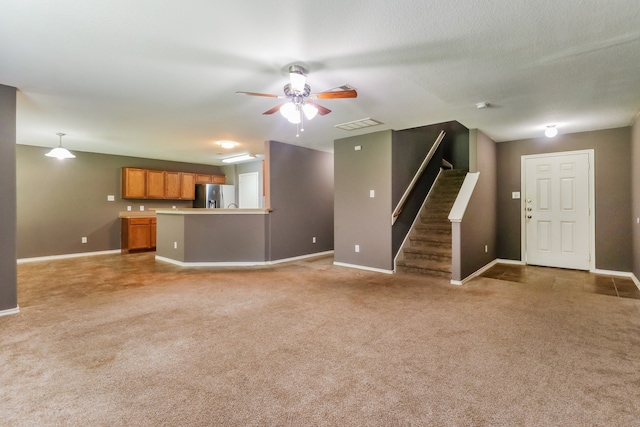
238, 172, 259, 208
523, 151, 592, 270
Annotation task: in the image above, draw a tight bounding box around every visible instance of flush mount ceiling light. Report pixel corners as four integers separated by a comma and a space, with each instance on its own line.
222, 154, 256, 164
217, 140, 238, 149
45, 133, 75, 159
545, 125, 558, 138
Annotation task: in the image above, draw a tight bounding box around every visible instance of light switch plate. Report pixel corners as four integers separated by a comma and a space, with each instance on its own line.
107, 195, 115, 201
512, 192, 521, 199
370, 190, 375, 198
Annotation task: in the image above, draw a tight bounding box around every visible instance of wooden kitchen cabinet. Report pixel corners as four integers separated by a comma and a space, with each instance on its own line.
121, 217, 156, 253
147, 170, 165, 199
122, 167, 223, 200
196, 174, 226, 184
121, 168, 147, 199
196, 174, 212, 184
165, 171, 181, 199
180, 173, 196, 200
150, 218, 157, 248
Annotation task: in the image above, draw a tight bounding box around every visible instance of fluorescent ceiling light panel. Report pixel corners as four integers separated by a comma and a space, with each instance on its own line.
222, 154, 256, 163
335, 118, 383, 131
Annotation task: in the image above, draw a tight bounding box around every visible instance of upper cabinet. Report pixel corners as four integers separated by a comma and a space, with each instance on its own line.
121, 168, 147, 199
121, 167, 225, 200
146, 170, 165, 199
180, 173, 196, 200
165, 171, 182, 199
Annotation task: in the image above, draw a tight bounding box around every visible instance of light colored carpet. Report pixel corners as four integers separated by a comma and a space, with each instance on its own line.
2, 253, 640, 426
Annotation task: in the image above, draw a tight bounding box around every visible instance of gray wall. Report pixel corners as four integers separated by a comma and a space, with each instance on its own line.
17, 145, 223, 259
0, 84, 17, 312
334, 131, 393, 271
155, 213, 269, 263
459, 129, 497, 279
496, 127, 632, 271
632, 113, 640, 278
267, 140, 334, 261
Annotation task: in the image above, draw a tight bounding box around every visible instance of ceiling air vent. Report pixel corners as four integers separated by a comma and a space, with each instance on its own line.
335, 118, 383, 131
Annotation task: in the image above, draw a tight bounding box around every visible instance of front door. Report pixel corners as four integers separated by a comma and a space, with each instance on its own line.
522, 151, 593, 270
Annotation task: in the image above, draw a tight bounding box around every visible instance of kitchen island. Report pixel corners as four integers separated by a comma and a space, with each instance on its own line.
154, 208, 272, 266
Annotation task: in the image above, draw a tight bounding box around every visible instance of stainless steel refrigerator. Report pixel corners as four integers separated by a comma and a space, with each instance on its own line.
193, 184, 236, 208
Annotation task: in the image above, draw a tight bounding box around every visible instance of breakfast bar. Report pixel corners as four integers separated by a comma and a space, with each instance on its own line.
154, 208, 271, 266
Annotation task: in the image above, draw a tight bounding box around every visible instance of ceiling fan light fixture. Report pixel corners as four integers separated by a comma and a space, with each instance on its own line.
280, 102, 300, 123
288, 65, 307, 93
45, 133, 75, 159
302, 103, 318, 120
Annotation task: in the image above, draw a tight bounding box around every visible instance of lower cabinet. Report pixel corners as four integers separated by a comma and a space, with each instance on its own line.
121, 217, 156, 253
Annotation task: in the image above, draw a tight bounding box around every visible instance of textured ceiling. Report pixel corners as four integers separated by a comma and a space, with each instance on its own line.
1, 0, 639, 165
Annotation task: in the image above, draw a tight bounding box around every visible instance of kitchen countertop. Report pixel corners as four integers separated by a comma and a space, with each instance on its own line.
118, 211, 157, 218
155, 208, 271, 215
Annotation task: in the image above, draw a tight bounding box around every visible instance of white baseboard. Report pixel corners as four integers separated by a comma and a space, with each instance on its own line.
0, 306, 20, 317
156, 251, 335, 268
333, 262, 394, 275
451, 258, 505, 286
17, 250, 121, 264
267, 251, 334, 265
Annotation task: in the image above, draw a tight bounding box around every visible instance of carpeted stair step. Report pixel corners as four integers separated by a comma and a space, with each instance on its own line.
396, 258, 452, 279
403, 245, 451, 263
408, 234, 452, 249
414, 223, 450, 235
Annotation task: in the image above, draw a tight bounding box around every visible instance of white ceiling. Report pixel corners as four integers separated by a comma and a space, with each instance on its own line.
2, 0, 639, 165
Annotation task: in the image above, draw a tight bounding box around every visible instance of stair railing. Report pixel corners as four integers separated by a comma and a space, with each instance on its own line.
391, 130, 446, 225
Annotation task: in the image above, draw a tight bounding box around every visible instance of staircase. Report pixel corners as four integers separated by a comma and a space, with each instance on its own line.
396, 169, 466, 279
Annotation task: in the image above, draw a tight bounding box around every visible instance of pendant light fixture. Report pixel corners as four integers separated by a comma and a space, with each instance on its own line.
45, 133, 75, 159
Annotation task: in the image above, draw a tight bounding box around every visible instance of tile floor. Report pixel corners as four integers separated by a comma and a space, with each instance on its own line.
480, 263, 640, 300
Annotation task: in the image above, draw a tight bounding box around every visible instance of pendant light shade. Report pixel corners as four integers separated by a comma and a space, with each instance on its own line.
45, 133, 75, 159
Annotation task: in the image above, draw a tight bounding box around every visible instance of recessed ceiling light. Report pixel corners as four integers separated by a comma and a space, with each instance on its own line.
217, 140, 238, 149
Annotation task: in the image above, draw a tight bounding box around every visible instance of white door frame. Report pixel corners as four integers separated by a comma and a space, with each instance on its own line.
520, 149, 596, 271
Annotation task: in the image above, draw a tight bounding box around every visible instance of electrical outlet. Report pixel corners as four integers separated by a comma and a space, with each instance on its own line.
139, 206, 144, 211
312, 237, 316, 243
370, 190, 375, 198
355, 244, 360, 253
173, 242, 177, 249
484, 245, 488, 253
127, 206, 132, 211
81, 237, 87, 244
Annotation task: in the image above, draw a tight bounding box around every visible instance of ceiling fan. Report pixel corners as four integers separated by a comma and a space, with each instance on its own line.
236, 65, 357, 136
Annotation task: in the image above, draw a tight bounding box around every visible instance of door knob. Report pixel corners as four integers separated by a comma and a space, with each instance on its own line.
527, 207, 532, 211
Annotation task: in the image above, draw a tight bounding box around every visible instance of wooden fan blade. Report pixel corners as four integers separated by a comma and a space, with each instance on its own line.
236, 91, 283, 98
263, 104, 285, 115
312, 89, 358, 99
306, 101, 331, 115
